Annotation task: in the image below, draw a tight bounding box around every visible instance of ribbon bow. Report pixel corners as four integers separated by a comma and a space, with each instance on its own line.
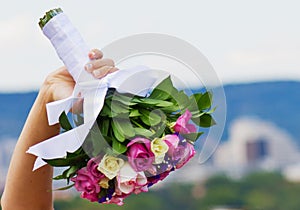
27, 65, 168, 170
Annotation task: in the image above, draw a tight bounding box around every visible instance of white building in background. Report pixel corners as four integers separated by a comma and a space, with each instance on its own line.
213, 117, 300, 178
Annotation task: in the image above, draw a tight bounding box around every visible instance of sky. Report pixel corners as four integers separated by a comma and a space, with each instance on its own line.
0, 0, 299, 92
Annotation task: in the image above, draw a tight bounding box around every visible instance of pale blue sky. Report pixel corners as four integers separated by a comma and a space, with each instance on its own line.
0, 0, 299, 91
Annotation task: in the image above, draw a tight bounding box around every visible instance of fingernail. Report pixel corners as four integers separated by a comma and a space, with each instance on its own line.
85, 63, 93, 71
93, 70, 102, 78
89, 51, 96, 59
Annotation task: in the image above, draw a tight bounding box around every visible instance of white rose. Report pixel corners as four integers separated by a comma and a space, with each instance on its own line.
97, 154, 124, 180
151, 138, 169, 164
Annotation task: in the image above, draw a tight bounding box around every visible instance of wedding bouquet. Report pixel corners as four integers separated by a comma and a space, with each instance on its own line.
31, 8, 216, 205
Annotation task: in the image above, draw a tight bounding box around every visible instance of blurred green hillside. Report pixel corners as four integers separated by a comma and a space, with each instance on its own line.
50, 172, 300, 210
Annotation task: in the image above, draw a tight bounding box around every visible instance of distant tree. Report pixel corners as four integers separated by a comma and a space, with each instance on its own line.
53, 172, 300, 210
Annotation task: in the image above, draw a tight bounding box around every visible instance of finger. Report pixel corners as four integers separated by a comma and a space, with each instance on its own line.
88, 49, 103, 60
92, 58, 115, 69
85, 58, 115, 73
92, 66, 119, 79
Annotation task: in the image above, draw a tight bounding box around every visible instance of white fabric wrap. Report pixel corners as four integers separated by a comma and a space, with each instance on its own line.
27, 12, 169, 170
42, 13, 94, 83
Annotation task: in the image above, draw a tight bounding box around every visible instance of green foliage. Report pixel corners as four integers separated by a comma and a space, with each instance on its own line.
46, 76, 216, 191
39, 8, 63, 29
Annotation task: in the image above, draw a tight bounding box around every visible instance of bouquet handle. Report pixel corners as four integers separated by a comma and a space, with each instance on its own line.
40, 9, 95, 83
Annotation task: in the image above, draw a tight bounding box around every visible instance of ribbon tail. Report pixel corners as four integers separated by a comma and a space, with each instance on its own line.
32, 157, 48, 171
46, 96, 74, 125
27, 120, 94, 171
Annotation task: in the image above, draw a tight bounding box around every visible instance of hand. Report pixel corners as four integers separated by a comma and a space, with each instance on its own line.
42, 49, 118, 102
85, 49, 118, 78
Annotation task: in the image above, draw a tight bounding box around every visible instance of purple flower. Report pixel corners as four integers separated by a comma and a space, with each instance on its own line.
127, 137, 155, 172
172, 145, 186, 162
175, 143, 196, 169
71, 167, 101, 202
164, 134, 186, 162
164, 134, 180, 156
147, 169, 172, 187
173, 110, 196, 134
164, 134, 196, 168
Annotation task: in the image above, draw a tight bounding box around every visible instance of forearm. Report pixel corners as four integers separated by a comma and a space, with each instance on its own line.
1, 85, 59, 210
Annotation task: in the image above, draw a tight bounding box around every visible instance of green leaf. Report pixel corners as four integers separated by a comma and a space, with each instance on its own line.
129, 109, 141, 117
149, 110, 164, 126
149, 76, 176, 100
199, 114, 216, 127
112, 140, 127, 154
43, 153, 87, 167
160, 105, 180, 113
198, 91, 213, 110
151, 122, 167, 138
139, 109, 162, 126
53, 184, 75, 191
111, 120, 125, 142
134, 127, 154, 137
111, 101, 131, 113
90, 128, 107, 156
65, 165, 79, 178
113, 119, 135, 138
191, 93, 203, 101
53, 165, 81, 183
43, 158, 72, 167
99, 104, 112, 117
188, 93, 202, 113
206, 106, 217, 114
180, 132, 204, 142
112, 93, 137, 106
53, 174, 65, 180
99, 118, 110, 137
171, 90, 190, 111
138, 98, 174, 107
191, 111, 205, 119
59, 111, 72, 131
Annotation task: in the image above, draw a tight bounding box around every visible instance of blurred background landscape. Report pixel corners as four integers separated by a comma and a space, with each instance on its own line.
1, 0, 300, 209
1, 81, 300, 210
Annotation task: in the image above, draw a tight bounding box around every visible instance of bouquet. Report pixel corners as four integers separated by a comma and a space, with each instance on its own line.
32, 8, 216, 205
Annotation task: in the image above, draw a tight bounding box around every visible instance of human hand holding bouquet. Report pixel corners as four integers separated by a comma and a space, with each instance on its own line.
27, 8, 216, 206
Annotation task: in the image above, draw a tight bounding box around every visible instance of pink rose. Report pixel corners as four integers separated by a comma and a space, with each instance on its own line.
173, 110, 197, 134
127, 137, 155, 172
175, 143, 196, 169
71, 167, 101, 202
86, 157, 104, 179
116, 162, 148, 195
